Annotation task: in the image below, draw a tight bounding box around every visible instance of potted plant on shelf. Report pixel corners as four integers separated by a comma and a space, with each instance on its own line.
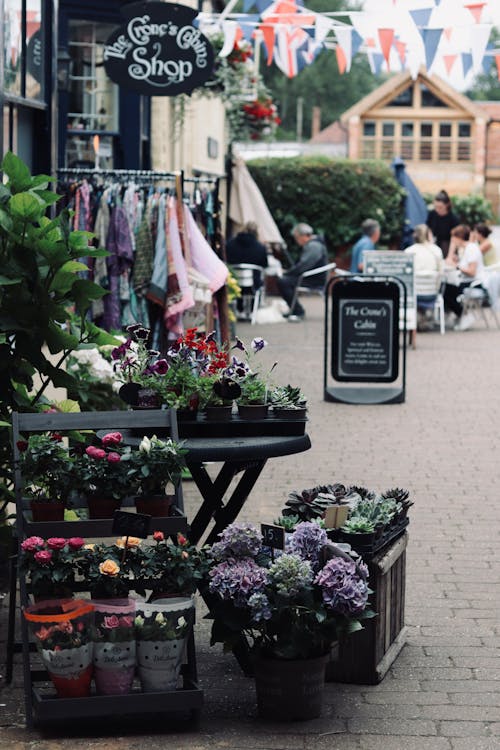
16, 434, 76, 521
198, 373, 240, 421
75, 431, 139, 519
112, 325, 168, 409
19, 535, 86, 600
206, 521, 373, 720
232, 336, 276, 420
132, 435, 187, 516
137, 530, 208, 600
79, 537, 141, 600
91, 597, 136, 696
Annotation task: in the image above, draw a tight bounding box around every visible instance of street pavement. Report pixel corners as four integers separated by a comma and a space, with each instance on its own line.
1, 295, 500, 749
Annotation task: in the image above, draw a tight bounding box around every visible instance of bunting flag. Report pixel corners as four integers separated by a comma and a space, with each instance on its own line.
443, 53, 457, 74
218, 21, 238, 57
470, 24, 493, 73
461, 51, 473, 77
260, 24, 276, 65
243, 0, 256, 11
464, 2, 486, 23
409, 7, 434, 29
334, 26, 354, 73
378, 28, 395, 66
314, 14, 333, 43
421, 28, 443, 71
443, 27, 453, 41
395, 39, 407, 66
336, 46, 347, 74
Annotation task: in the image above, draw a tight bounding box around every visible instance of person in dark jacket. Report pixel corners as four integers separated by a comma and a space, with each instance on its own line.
226, 222, 268, 287
426, 189, 460, 257
276, 223, 328, 321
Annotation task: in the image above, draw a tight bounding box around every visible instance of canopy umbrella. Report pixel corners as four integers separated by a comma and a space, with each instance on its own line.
229, 155, 285, 245
392, 157, 428, 249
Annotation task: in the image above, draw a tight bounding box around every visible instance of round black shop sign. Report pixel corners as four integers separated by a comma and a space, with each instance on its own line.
103, 1, 215, 96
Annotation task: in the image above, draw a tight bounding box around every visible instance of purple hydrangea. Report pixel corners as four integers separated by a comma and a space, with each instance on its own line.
248, 592, 272, 622
267, 553, 313, 596
210, 522, 263, 561
208, 558, 268, 607
314, 557, 369, 616
287, 521, 329, 567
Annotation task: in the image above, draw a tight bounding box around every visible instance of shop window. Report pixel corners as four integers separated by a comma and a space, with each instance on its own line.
3, 0, 22, 96
66, 20, 119, 168
439, 123, 451, 138
402, 122, 414, 137
387, 86, 413, 107
420, 85, 446, 107
382, 122, 394, 137
458, 122, 472, 161
363, 121, 376, 136
419, 142, 433, 161
421, 122, 433, 137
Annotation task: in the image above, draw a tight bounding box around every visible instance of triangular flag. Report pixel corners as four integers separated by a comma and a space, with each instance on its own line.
461, 52, 473, 77
496, 54, 500, 81
372, 52, 385, 76
218, 21, 238, 58
256, 0, 274, 12
409, 7, 433, 29
260, 25, 276, 65
243, 0, 256, 11
315, 14, 333, 43
443, 27, 452, 42
482, 47, 493, 75
395, 39, 406, 66
470, 24, 492, 73
336, 46, 347, 75
240, 16, 260, 41
365, 37, 376, 48
421, 28, 442, 71
351, 30, 364, 58
443, 54, 457, 75
378, 28, 395, 66
465, 3, 486, 24
335, 26, 353, 72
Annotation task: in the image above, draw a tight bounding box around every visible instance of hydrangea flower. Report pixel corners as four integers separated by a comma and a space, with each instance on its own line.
314, 557, 369, 616
210, 522, 263, 561
287, 521, 329, 567
209, 558, 268, 607
248, 592, 272, 622
267, 553, 313, 597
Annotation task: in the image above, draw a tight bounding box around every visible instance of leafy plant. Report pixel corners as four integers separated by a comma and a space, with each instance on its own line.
19, 535, 86, 599
133, 435, 186, 496
238, 374, 268, 406
451, 194, 494, 226
17, 433, 77, 504
270, 385, 306, 409
136, 531, 208, 598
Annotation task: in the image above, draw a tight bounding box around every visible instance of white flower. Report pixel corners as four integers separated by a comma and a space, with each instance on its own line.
177, 616, 186, 628
139, 436, 152, 454
134, 615, 145, 627
155, 612, 165, 624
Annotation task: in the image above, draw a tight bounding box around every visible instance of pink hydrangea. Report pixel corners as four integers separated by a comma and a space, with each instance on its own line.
102, 432, 122, 447
34, 550, 53, 565
21, 536, 44, 552
107, 452, 121, 463
67, 537, 85, 550
46, 537, 67, 551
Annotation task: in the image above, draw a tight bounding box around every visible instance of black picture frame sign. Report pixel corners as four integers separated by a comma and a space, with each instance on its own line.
103, 2, 215, 96
112, 510, 151, 539
332, 280, 400, 383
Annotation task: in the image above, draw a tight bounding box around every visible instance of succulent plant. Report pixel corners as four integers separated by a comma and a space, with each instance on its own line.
380, 487, 413, 510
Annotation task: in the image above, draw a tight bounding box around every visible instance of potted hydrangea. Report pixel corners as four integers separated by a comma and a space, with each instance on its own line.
206, 521, 372, 720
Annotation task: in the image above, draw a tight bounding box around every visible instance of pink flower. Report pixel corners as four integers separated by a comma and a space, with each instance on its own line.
118, 616, 134, 628
46, 537, 67, 551
107, 452, 121, 463
67, 537, 85, 550
153, 531, 164, 542
103, 615, 120, 629
34, 550, 53, 564
57, 621, 73, 634
86, 446, 106, 460
102, 432, 123, 447
21, 536, 44, 552
35, 626, 52, 641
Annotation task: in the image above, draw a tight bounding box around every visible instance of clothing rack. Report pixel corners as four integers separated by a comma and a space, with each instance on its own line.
56, 168, 219, 187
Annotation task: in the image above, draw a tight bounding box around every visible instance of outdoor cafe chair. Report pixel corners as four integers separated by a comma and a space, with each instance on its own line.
231, 263, 265, 325
287, 262, 337, 321
414, 271, 445, 335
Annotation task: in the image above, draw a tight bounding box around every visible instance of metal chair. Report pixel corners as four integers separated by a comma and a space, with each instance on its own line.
414, 271, 445, 335
287, 262, 337, 320
231, 263, 265, 325
460, 277, 500, 329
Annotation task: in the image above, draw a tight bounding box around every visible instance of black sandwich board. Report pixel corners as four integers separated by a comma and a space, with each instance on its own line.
324, 276, 406, 405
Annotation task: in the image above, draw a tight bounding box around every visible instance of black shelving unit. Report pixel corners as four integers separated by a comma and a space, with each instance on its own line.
10, 409, 203, 729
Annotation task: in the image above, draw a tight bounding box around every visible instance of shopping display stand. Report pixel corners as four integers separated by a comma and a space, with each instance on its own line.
10, 409, 203, 729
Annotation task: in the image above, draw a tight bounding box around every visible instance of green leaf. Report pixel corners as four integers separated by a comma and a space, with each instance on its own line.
0, 184, 11, 204
0, 207, 13, 231
9, 192, 44, 221
72, 279, 108, 315
83, 322, 122, 346
0, 275, 22, 286
69, 231, 94, 251
84, 248, 110, 259
30, 189, 60, 206
45, 322, 79, 355
2, 152, 32, 192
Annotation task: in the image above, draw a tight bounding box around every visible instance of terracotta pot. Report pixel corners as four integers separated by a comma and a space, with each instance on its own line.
253, 652, 328, 721
30, 501, 65, 522
204, 405, 233, 422
135, 494, 174, 517
237, 404, 269, 420
86, 496, 121, 519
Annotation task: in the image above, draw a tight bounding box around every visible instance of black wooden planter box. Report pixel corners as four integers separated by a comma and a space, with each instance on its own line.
326, 532, 408, 684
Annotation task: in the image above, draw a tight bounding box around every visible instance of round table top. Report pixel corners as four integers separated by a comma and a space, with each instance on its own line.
183, 433, 311, 463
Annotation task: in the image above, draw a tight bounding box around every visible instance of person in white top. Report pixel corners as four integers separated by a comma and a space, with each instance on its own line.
405, 224, 444, 278
443, 224, 484, 331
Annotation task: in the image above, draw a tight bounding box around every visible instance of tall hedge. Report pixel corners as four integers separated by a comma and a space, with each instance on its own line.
247, 157, 406, 256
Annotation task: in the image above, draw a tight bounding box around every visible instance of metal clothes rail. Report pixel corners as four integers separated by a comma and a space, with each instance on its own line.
56, 167, 219, 186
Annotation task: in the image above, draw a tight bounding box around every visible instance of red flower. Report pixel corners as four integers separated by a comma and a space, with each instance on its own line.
86, 446, 106, 460
107, 452, 121, 463
50, 433, 63, 442
34, 550, 53, 565
46, 537, 67, 551
102, 432, 123, 447
21, 536, 44, 552
16, 440, 29, 452
153, 531, 165, 542
177, 533, 188, 546
68, 537, 85, 550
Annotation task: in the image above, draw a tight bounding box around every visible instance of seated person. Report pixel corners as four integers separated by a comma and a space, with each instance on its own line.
443, 224, 484, 331
350, 219, 380, 273
405, 224, 444, 278
226, 221, 268, 288
276, 223, 328, 321
473, 223, 497, 266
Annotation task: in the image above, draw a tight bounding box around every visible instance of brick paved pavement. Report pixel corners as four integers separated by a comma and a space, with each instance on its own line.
1, 296, 499, 749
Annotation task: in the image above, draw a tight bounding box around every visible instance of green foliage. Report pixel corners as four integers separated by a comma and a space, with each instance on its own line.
451, 193, 495, 226
466, 29, 500, 101
238, 374, 268, 405
0, 152, 117, 515
247, 157, 406, 252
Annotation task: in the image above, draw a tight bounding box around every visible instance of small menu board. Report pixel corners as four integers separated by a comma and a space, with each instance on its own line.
332, 280, 400, 383
363, 251, 415, 331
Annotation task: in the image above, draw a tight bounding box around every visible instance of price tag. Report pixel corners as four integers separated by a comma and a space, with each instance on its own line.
261, 523, 286, 550
112, 510, 151, 539
324, 506, 349, 530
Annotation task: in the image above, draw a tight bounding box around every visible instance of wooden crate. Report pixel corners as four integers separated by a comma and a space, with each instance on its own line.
326, 532, 408, 684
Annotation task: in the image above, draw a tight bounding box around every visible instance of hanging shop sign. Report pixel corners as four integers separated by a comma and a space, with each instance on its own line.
27, 29, 43, 83
103, 1, 215, 96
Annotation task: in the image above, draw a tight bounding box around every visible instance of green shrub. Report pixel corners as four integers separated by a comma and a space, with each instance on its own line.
451, 193, 494, 226
246, 157, 406, 255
